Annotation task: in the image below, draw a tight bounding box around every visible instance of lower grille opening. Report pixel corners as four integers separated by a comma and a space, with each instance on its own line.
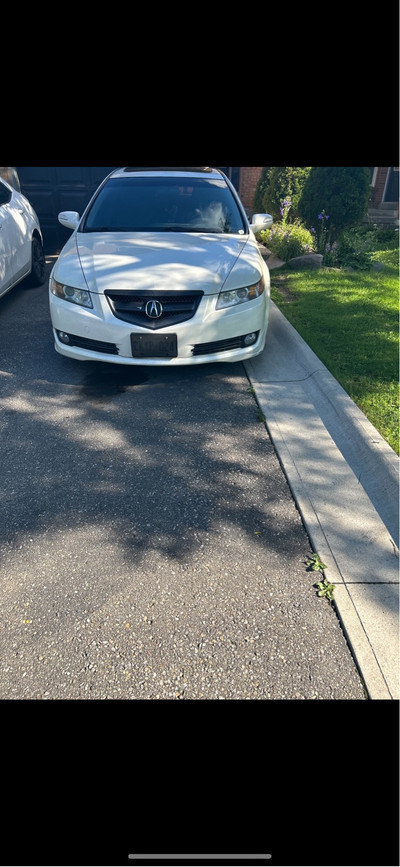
56, 331, 119, 355
192, 332, 259, 356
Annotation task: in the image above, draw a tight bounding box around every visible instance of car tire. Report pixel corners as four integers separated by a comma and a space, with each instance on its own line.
25, 236, 46, 287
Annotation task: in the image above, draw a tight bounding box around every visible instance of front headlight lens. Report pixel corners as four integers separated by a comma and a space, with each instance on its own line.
50, 277, 93, 308
216, 276, 265, 309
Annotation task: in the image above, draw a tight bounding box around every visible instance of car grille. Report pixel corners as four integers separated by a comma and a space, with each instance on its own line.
105, 290, 204, 330
191, 332, 260, 356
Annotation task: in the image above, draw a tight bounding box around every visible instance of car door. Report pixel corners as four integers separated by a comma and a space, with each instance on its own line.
4, 183, 32, 282
0, 180, 15, 296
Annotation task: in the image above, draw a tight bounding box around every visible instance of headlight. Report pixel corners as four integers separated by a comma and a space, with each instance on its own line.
216, 276, 265, 309
50, 277, 93, 308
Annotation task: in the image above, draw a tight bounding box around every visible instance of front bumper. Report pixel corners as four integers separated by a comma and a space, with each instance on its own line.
49, 290, 270, 366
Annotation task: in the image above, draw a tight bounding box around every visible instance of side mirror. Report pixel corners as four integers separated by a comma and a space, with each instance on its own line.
250, 213, 273, 233
58, 211, 80, 230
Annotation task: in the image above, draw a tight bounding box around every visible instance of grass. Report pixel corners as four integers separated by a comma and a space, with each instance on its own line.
269, 235, 399, 454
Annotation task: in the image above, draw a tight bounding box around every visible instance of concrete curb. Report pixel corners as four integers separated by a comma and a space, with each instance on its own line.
245, 301, 399, 700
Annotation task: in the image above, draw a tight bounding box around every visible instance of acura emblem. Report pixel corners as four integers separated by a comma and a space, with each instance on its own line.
145, 300, 163, 319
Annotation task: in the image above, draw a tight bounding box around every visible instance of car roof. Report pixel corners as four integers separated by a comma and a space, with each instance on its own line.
110, 167, 225, 179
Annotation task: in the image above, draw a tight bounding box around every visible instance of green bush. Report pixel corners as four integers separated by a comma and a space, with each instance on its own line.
253, 167, 271, 212
298, 167, 371, 239
352, 225, 399, 247
333, 228, 374, 270
373, 226, 399, 246
262, 167, 312, 221
260, 221, 316, 262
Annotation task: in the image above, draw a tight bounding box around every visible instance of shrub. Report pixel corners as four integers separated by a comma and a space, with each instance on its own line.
373, 226, 399, 246
333, 228, 374, 270
298, 167, 371, 239
253, 167, 271, 212
260, 220, 315, 262
262, 167, 312, 221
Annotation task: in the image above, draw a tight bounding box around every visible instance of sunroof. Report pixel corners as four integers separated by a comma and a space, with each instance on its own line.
123, 166, 213, 173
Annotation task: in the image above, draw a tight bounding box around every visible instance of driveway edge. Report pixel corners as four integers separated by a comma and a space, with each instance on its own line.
245, 302, 399, 700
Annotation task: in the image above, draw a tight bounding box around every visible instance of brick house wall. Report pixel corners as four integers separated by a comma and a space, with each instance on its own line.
238, 167, 263, 211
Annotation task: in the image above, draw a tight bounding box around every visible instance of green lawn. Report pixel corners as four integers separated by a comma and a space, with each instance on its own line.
269, 240, 399, 454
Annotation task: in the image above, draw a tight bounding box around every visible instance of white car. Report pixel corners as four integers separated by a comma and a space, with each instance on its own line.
49, 167, 273, 366
0, 177, 45, 298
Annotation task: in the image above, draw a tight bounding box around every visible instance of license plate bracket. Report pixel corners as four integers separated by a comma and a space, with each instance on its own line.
131, 333, 177, 358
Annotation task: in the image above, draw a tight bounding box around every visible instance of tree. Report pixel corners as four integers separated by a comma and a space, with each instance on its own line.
262, 167, 312, 221
252, 167, 271, 212
298, 166, 371, 239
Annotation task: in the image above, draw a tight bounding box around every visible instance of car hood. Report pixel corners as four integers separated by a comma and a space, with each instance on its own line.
64, 231, 262, 295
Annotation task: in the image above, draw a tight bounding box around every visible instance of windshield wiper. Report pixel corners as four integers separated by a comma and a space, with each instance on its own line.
83, 225, 226, 234
84, 226, 114, 232
161, 226, 224, 233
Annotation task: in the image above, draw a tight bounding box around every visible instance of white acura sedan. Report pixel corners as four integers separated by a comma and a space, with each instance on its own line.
49, 167, 273, 365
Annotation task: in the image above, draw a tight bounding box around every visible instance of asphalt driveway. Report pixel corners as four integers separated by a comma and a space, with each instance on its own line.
0, 261, 366, 700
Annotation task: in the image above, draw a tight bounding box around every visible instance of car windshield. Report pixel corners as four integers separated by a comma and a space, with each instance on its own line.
81, 176, 247, 234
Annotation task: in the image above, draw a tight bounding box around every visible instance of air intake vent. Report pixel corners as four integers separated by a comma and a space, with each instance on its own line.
192, 332, 260, 356
56, 331, 119, 355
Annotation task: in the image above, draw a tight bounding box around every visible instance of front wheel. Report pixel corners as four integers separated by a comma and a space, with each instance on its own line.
25, 236, 46, 287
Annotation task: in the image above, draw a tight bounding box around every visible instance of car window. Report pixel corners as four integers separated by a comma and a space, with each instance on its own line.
82, 176, 247, 234
0, 180, 12, 207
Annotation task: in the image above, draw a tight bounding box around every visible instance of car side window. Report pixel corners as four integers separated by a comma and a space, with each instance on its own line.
0, 180, 12, 207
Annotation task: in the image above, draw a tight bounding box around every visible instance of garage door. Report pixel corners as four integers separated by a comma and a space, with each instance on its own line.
17, 167, 117, 254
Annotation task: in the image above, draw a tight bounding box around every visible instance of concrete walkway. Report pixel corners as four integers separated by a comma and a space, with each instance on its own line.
245, 261, 399, 700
